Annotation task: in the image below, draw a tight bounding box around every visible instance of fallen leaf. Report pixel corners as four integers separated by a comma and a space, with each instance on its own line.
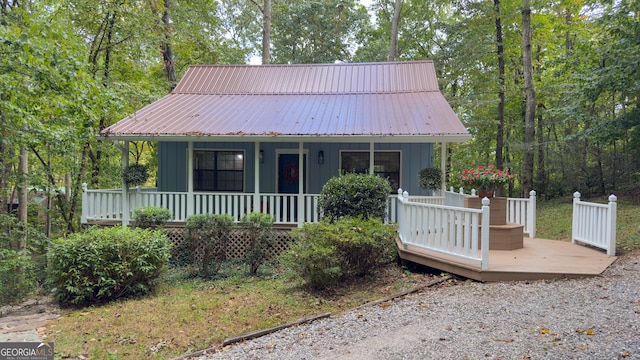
538, 328, 549, 335
379, 303, 390, 309
586, 329, 595, 336
622, 351, 630, 358
356, 313, 363, 319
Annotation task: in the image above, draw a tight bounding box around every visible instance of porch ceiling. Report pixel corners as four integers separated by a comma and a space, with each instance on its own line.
101, 61, 471, 143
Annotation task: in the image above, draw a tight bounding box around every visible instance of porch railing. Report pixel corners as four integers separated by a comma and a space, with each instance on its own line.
572, 192, 617, 256
444, 187, 537, 238
397, 189, 490, 270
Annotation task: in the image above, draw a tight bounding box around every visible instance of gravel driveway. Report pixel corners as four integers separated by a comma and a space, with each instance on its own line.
199, 252, 640, 360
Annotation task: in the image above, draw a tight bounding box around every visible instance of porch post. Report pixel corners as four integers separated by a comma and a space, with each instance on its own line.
440, 142, 447, 195
121, 141, 130, 228
369, 141, 375, 175
298, 141, 304, 227
187, 141, 194, 218
254, 142, 260, 213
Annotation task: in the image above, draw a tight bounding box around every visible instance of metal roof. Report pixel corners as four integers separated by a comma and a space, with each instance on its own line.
101, 61, 470, 143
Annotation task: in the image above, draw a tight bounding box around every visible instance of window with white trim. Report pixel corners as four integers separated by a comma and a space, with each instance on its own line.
340, 151, 401, 191
193, 150, 244, 191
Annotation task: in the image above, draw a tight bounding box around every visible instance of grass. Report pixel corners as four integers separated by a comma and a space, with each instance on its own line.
536, 191, 640, 253
44, 194, 640, 359
44, 262, 442, 359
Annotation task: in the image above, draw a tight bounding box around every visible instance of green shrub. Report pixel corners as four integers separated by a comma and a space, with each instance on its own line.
132, 206, 173, 228
47, 227, 172, 305
184, 214, 234, 278
0, 214, 47, 305
318, 173, 392, 222
240, 213, 277, 274
281, 217, 397, 289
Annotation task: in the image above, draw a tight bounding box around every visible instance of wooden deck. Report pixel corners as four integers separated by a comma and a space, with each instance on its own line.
396, 237, 617, 282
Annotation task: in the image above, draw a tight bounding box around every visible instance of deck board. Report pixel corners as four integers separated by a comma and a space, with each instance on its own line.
397, 237, 617, 282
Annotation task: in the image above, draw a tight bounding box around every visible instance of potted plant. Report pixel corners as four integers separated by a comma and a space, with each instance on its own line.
418, 167, 442, 193
122, 164, 149, 187
460, 164, 516, 198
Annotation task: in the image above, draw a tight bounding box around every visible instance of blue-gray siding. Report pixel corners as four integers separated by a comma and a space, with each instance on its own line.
158, 142, 435, 195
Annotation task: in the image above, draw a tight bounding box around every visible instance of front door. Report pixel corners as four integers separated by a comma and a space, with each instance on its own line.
277, 153, 307, 194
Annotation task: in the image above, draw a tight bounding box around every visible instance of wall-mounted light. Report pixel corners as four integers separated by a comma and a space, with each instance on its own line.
318, 150, 324, 164
259, 150, 264, 163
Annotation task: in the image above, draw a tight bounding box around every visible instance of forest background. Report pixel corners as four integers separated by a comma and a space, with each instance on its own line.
1, 0, 638, 234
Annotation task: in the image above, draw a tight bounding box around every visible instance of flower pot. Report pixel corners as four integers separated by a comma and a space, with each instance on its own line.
477, 188, 494, 198
464, 196, 507, 225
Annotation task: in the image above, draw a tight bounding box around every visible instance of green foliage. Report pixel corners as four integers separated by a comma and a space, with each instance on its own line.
281, 217, 397, 289
122, 164, 149, 187
132, 206, 173, 229
418, 167, 442, 191
0, 214, 48, 305
47, 227, 172, 306
318, 173, 392, 222
240, 213, 277, 275
184, 214, 234, 278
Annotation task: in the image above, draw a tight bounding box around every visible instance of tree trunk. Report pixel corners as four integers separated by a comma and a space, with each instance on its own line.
161, 0, 177, 88
388, 0, 402, 61
521, 0, 536, 195
262, 0, 271, 64
18, 147, 28, 240
494, 0, 505, 172
536, 106, 546, 195
0, 113, 9, 215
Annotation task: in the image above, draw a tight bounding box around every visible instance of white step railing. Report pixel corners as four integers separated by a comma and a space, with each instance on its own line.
445, 187, 537, 238
507, 190, 537, 238
397, 189, 490, 270
572, 192, 617, 256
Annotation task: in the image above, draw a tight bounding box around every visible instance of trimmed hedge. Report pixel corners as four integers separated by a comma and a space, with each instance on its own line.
318, 173, 392, 222
47, 227, 172, 305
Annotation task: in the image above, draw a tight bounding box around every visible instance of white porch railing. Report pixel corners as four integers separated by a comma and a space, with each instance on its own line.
572, 192, 617, 256
81, 184, 325, 225
445, 187, 537, 238
397, 189, 491, 270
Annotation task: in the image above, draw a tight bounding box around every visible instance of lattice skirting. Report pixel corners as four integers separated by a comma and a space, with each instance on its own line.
165, 227, 294, 264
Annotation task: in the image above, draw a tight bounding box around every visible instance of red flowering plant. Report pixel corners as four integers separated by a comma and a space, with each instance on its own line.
460, 164, 517, 190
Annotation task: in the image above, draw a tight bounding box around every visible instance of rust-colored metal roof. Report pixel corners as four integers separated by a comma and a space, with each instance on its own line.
101, 61, 470, 143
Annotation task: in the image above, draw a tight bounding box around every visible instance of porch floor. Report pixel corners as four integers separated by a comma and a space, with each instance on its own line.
396, 238, 617, 282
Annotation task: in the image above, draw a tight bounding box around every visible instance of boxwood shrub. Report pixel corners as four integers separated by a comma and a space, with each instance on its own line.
48, 227, 172, 306
318, 173, 392, 222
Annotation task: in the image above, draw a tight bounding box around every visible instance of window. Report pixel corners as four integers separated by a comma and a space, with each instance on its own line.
193, 150, 244, 191
340, 151, 401, 191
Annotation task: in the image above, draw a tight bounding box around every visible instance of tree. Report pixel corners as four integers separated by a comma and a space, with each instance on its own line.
271, 0, 369, 63
388, 0, 402, 61
521, 0, 535, 195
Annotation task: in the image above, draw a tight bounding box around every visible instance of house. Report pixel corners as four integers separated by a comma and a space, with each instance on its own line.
85, 60, 618, 282
93, 61, 470, 226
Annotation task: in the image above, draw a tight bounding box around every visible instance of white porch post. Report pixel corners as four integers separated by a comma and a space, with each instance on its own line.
298, 142, 304, 227
440, 142, 447, 195
254, 142, 261, 213
121, 141, 130, 228
369, 141, 375, 175
187, 141, 194, 218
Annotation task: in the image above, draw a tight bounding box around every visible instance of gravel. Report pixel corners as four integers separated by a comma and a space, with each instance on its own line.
198, 253, 640, 360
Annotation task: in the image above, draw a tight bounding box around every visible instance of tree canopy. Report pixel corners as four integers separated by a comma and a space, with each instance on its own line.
1, 0, 637, 231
